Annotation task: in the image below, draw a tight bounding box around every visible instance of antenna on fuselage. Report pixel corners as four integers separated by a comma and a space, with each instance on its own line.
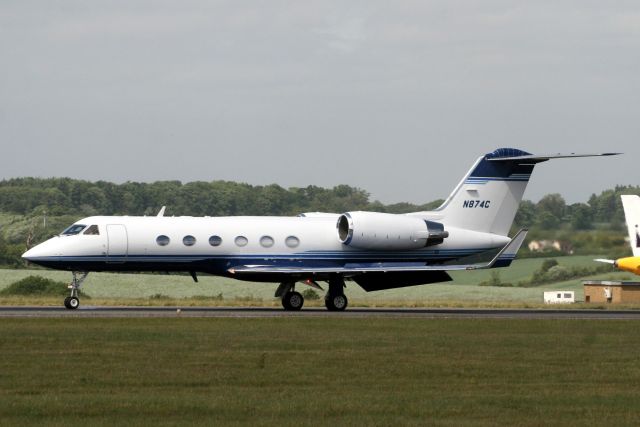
157, 206, 166, 217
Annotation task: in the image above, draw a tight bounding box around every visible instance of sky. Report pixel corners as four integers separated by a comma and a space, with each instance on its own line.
1, 1, 638, 205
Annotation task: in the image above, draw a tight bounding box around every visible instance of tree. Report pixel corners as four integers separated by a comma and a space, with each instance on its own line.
537, 194, 566, 221
537, 211, 559, 229
514, 200, 536, 227
569, 203, 592, 230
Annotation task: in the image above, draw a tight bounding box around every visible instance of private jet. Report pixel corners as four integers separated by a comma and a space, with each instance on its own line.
22, 148, 618, 310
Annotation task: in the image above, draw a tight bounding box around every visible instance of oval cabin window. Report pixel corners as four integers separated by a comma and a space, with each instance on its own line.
260, 236, 274, 248
183, 235, 196, 246
156, 235, 170, 246
235, 236, 248, 247
209, 235, 223, 247
285, 236, 300, 248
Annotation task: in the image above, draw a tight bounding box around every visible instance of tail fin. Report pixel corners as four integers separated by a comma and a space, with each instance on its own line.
428, 148, 620, 236
621, 195, 640, 257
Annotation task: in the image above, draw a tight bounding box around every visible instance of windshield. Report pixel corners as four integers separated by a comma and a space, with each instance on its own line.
61, 224, 87, 235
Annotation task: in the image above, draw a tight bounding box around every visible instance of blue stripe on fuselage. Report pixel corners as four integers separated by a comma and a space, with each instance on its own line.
25, 247, 498, 272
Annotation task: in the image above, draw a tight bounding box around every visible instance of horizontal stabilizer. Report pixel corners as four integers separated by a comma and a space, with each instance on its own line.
487, 152, 620, 163
594, 259, 616, 265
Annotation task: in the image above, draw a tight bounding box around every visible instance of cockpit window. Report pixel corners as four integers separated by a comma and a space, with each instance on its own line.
84, 225, 100, 235
61, 224, 87, 235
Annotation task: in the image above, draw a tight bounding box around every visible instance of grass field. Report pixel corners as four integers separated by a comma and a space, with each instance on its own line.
1, 318, 640, 426
0, 255, 632, 307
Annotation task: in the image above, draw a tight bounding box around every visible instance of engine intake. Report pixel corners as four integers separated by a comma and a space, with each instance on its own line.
337, 212, 447, 250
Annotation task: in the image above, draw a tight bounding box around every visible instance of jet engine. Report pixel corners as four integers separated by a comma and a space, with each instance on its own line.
337, 212, 448, 250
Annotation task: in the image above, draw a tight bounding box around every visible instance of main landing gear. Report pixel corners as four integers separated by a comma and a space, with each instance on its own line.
325, 276, 348, 311
275, 277, 349, 312
64, 272, 88, 310
275, 282, 304, 311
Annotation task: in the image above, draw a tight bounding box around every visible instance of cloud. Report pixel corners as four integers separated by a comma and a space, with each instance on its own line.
0, 1, 638, 204
316, 16, 367, 53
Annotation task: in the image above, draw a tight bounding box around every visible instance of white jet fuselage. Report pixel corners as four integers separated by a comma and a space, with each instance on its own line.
23, 214, 509, 281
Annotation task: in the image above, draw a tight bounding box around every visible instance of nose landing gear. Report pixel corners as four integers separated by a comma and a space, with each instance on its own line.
64, 272, 88, 310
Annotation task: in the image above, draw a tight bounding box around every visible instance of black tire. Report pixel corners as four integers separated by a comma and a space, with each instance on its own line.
281, 294, 291, 310
325, 294, 348, 311
63, 297, 71, 309
282, 291, 304, 311
68, 296, 80, 310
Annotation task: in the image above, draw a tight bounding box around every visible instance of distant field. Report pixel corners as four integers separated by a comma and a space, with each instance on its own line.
2, 318, 640, 426
0, 255, 632, 306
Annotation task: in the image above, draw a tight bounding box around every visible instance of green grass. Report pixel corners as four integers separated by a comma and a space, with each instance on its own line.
1, 318, 640, 426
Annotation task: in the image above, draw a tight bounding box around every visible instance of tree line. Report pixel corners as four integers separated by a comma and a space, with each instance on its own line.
0, 178, 637, 227
0, 178, 638, 266
0, 178, 441, 217
513, 185, 640, 230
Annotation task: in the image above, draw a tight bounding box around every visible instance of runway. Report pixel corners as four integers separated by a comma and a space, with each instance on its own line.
1, 306, 640, 319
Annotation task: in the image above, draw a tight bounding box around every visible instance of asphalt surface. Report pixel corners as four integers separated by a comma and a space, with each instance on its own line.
1, 306, 640, 319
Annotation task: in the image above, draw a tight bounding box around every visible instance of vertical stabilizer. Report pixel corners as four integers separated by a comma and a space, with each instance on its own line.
432, 148, 537, 236
418, 148, 620, 237
621, 195, 640, 257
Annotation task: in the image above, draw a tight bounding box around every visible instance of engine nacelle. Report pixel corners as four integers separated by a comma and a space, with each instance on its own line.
337, 212, 448, 250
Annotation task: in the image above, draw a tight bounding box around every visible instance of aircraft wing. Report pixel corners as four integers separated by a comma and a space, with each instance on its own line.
229, 229, 528, 275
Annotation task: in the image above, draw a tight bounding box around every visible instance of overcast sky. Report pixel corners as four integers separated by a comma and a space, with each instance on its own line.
1, 1, 637, 205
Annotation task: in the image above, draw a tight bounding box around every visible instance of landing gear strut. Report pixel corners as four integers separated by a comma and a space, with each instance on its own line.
275, 282, 304, 311
64, 271, 88, 310
325, 276, 348, 311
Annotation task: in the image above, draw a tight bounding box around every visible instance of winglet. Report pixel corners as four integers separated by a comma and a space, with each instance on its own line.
474, 228, 528, 270
157, 206, 166, 217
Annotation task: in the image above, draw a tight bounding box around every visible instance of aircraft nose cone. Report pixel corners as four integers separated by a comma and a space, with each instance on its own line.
22, 246, 40, 261
22, 240, 55, 261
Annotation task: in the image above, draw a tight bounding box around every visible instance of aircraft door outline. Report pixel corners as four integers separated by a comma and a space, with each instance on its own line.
106, 224, 128, 263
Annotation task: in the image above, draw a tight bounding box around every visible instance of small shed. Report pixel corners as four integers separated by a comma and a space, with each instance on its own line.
583, 281, 640, 304
544, 291, 575, 304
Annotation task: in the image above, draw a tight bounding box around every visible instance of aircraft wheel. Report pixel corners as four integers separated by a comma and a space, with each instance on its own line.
325, 294, 348, 311
282, 291, 304, 311
65, 296, 80, 310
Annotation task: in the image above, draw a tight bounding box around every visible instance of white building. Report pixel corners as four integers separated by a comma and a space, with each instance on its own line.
543, 291, 575, 304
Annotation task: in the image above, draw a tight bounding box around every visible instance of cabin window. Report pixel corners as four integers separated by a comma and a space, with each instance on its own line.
235, 236, 248, 247
260, 236, 274, 248
83, 225, 100, 235
156, 235, 170, 246
62, 224, 86, 235
209, 235, 223, 247
285, 236, 300, 248
183, 235, 196, 246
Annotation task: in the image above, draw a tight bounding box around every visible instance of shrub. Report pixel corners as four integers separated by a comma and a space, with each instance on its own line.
0, 275, 89, 297
545, 265, 571, 282
302, 288, 321, 300
479, 271, 513, 287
